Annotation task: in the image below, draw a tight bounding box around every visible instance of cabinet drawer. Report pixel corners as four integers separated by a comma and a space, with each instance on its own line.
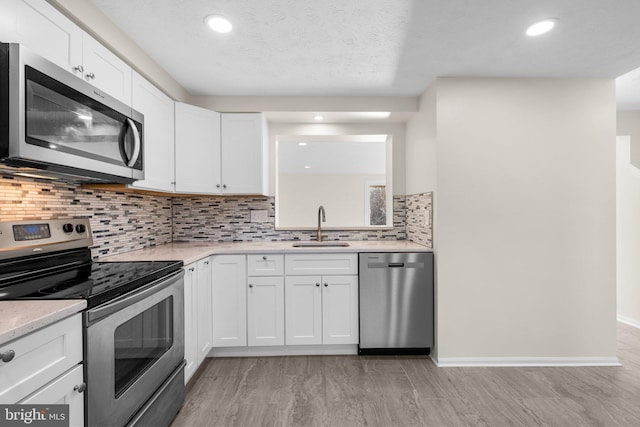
247, 254, 284, 276
285, 254, 358, 276
0, 314, 82, 403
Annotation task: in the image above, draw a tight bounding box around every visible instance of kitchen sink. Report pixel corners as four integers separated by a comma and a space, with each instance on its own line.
292, 241, 350, 248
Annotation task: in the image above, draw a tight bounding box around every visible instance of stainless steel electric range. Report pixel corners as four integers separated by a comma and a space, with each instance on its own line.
0, 218, 185, 427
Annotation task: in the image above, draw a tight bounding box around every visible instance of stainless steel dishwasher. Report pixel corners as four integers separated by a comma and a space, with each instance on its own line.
359, 252, 434, 355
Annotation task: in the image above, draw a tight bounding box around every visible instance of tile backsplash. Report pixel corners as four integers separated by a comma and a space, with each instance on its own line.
172, 195, 408, 242
1, 175, 433, 258
0, 175, 172, 258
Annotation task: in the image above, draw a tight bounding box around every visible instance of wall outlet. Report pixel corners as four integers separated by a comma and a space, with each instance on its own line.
250, 210, 268, 223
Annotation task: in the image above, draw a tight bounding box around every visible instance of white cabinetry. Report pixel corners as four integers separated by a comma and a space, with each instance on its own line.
0, 314, 84, 426
211, 255, 247, 347
220, 113, 269, 195
80, 34, 132, 105
284, 254, 359, 346
183, 264, 197, 383
174, 102, 221, 194
3, 0, 132, 105
183, 258, 213, 384
130, 72, 175, 192
247, 255, 284, 346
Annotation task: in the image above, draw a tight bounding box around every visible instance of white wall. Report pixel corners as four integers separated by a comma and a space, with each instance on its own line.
278, 174, 385, 227
268, 123, 406, 196
616, 126, 640, 328
618, 111, 640, 168
405, 84, 437, 195
432, 78, 617, 363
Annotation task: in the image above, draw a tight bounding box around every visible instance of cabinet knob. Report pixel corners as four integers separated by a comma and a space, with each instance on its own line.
315, 283, 320, 287
73, 65, 84, 73
216, 184, 221, 188
204, 261, 209, 265
73, 383, 87, 393
249, 284, 253, 288
189, 267, 195, 272
0, 350, 15, 363
222, 184, 227, 189
85, 72, 96, 80
324, 283, 328, 287
262, 256, 267, 261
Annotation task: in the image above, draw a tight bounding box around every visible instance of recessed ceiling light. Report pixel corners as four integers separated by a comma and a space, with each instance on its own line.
526, 18, 557, 37
304, 165, 311, 169
298, 142, 308, 146
313, 115, 324, 121
206, 15, 233, 33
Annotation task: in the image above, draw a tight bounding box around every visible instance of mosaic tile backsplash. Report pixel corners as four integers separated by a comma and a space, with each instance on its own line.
172, 195, 408, 242
1, 175, 433, 258
406, 192, 433, 247
0, 175, 172, 258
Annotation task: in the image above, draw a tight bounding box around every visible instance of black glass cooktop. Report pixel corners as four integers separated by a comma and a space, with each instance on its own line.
0, 248, 183, 308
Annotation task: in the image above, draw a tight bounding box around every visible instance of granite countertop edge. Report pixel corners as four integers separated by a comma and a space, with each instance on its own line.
101, 240, 433, 265
0, 300, 86, 346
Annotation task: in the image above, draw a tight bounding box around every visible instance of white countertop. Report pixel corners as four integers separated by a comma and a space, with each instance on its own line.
101, 240, 432, 265
0, 300, 86, 345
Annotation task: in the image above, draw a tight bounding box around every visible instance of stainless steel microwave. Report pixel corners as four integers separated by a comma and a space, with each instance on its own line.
0, 42, 143, 183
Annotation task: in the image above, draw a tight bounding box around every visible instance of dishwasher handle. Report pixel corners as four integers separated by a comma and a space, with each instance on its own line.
388, 263, 405, 268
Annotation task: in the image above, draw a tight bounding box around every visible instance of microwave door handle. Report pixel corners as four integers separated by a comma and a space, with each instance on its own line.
125, 118, 141, 167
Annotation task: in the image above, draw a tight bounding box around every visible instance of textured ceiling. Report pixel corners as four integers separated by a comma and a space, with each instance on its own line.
91, 0, 640, 98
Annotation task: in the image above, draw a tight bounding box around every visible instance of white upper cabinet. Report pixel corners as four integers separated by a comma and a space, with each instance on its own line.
130, 72, 175, 192
80, 34, 132, 105
220, 113, 269, 195
174, 102, 221, 194
4, 0, 132, 105
8, 0, 83, 74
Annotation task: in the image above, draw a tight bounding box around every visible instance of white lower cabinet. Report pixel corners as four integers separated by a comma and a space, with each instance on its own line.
284, 274, 359, 345
207, 253, 359, 355
0, 313, 84, 426
183, 257, 213, 384
212, 255, 247, 347
19, 365, 84, 427
248, 276, 285, 346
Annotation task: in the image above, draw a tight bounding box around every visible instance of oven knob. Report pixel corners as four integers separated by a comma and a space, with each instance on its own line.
62, 223, 74, 233
75, 224, 86, 234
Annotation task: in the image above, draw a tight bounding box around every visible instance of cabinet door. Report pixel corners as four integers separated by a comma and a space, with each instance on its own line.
285, 276, 322, 345
81, 34, 132, 105
212, 255, 247, 347
220, 113, 268, 195
247, 276, 284, 346
322, 275, 359, 344
130, 72, 175, 192
183, 265, 197, 384
196, 258, 213, 363
175, 103, 221, 194
0, 314, 82, 403
12, 0, 83, 73
19, 365, 84, 427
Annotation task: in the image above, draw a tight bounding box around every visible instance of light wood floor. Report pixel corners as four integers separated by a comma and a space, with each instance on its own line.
172, 323, 640, 426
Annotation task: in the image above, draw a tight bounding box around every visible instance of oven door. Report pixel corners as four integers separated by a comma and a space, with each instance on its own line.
85, 270, 184, 427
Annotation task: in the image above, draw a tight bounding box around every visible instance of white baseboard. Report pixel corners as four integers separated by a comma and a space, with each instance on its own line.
618, 315, 640, 329
434, 356, 621, 367
208, 344, 358, 357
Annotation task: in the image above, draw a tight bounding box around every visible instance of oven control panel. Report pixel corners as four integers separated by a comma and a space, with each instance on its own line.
0, 218, 93, 259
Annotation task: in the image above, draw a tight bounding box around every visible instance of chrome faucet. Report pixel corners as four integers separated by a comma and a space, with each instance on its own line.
317, 205, 326, 242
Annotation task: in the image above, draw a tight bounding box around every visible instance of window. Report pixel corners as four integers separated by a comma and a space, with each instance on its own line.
365, 181, 386, 226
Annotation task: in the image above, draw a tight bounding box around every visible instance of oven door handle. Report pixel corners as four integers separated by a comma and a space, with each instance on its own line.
87, 269, 184, 325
